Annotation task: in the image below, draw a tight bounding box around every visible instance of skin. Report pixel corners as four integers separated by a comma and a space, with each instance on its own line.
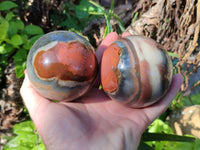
20, 32, 183, 150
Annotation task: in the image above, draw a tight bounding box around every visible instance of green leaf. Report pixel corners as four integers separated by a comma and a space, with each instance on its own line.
112, 13, 125, 32
0, 43, 13, 54
7, 20, 24, 37
109, 0, 115, 14
4, 134, 37, 149
0, 17, 9, 41
74, 0, 103, 20
0, 44, 7, 54
13, 121, 36, 135
29, 34, 44, 46
141, 133, 196, 142
21, 34, 31, 50
15, 62, 26, 78
117, 20, 125, 32
31, 143, 46, 150
5, 12, 15, 21
15, 20, 24, 31
89, 0, 105, 12
8, 21, 18, 37
190, 93, 200, 104
24, 25, 43, 36
168, 52, 179, 58
132, 12, 138, 24
1, 135, 14, 141
74, 0, 90, 19
10, 34, 23, 46
148, 119, 173, 134
172, 92, 200, 109
161, 138, 200, 150
0, 54, 9, 67
138, 142, 154, 150
0, 1, 18, 11
59, 15, 82, 31
13, 49, 27, 78
4, 120, 45, 150
98, 84, 102, 90
104, 14, 112, 37
13, 49, 27, 62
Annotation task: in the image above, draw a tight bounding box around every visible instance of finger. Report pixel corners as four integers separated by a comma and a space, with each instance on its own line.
121, 32, 131, 37
94, 32, 119, 88
96, 32, 119, 64
143, 74, 183, 123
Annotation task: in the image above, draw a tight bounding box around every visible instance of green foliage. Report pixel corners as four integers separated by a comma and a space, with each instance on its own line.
144, 119, 177, 149
168, 51, 179, 58
0, 1, 44, 83
171, 92, 200, 109
168, 138, 200, 150
142, 133, 195, 142
143, 136, 200, 150
139, 118, 200, 150
51, 0, 124, 36
24, 25, 44, 36
132, 12, 138, 24
148, 119, 173, 134
51, 0, 102, 31
89, 0, 125, 36
4, 119, 199, 150
0, 1, 17, 11
3, 120, 45, 150
139, 90, 200, 149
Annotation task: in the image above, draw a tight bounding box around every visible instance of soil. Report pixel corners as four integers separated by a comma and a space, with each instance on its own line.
1, 0, 200, 149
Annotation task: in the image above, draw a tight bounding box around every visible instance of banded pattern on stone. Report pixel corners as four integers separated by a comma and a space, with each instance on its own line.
101, 35, 172, 108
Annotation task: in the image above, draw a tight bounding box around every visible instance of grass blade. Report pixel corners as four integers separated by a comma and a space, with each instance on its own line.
141, 133, 196, 142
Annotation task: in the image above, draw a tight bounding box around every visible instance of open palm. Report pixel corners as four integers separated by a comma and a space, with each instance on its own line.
20, 32, 183, 150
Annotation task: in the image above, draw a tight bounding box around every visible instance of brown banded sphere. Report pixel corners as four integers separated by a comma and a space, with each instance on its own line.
27, 31, 98, 101
101, 35, 173, 108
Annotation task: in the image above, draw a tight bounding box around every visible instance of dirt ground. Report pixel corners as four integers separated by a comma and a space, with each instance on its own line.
1, 0, 200, 148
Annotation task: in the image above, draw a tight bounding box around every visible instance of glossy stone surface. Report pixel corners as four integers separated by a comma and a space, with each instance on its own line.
27, 31, 98, 101
101, 35, 172, 108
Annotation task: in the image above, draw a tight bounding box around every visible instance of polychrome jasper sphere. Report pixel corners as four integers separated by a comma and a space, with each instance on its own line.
27, 31, 98, 101
101, 35, 172, 108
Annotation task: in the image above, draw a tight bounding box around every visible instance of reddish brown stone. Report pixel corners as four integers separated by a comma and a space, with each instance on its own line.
101, 43, 122, 92
34, 41, 97, 82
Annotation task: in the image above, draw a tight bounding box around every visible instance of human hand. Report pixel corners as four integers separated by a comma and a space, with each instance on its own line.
20, 32, 183, 150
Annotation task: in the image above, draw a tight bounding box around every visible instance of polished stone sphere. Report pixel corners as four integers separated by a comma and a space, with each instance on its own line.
101, 35, 173, 108
27, 31, 98, 101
